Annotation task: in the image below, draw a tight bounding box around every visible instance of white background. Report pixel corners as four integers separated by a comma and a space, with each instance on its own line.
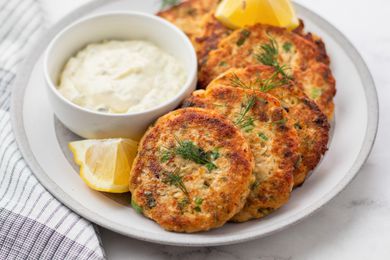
41, 0, 390, 259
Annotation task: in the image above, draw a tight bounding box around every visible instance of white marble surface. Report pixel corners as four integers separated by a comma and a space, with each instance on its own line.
41, 0, 390, 259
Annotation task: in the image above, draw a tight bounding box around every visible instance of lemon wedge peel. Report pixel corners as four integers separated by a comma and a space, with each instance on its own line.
69, 139, 138, 193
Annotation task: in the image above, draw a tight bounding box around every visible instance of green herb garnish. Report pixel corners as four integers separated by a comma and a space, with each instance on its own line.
163, 169, 189, 196
209, 149, 220, 160
161, 0, 180, 9
254, 36, 292, 83
283, 42, 292, 52
258, 70, 286, 92
310, 87, 322, 99
204, 163, 216, 171
219, 61, 228, 67
272, 118, 287, 126
161, 138, 219, 171
250, 180, 259, 190
230, 71, 285, 94
236, 29, 251, 46
144, 191, 156, 208
258, 132, 269, 141
255, 37, 279, 66
178, 197, 189, 212
194, 197, 203, 212
294, 123, 302, 130
242, 118, 255, 132
131, 199, 143, 214
230, 73, 251, 89
234, 96, 256, 132
174, 138, 218, 171
160, 149, 173, 163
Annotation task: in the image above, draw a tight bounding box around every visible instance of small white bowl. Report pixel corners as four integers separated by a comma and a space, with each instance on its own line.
44, 12, 197, 140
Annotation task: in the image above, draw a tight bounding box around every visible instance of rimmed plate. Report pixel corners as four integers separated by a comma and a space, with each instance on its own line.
11, 0, 378, 246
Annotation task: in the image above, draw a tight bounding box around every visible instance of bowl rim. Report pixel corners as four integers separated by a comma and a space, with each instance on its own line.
43, 11, 198, 117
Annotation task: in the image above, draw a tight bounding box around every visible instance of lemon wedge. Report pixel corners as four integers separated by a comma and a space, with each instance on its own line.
69, 138, 138, 193
215, 0, 299, 30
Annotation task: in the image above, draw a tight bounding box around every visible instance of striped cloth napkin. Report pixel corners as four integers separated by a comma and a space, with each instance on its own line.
0, 0, 105, 259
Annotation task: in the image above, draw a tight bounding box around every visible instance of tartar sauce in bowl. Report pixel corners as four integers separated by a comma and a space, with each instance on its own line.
58, 40, 187, 114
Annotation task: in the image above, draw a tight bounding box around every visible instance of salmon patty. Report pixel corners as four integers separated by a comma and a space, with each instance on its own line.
195, 12, 232, 65
129, 107, 255, 232
208, 65, 329, 186
198, 24, 336, 119
184, 86, 298, 222
159, 3, 329, 69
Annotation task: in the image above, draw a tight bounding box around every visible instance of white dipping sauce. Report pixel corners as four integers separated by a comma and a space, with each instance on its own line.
58, 40, 187, 113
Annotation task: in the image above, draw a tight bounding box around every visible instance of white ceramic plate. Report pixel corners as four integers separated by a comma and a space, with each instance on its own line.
11, 0, 378, 246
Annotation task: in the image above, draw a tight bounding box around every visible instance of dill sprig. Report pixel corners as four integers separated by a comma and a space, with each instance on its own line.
230, 71, 286, 94
163, 169, 189, 196
258, 70, 286, 92
160, 148, 173, 163
272, 118, 287, 126
194, 197, 203, 212
236, 29, 251, 46
161, 0, 180, 9
230, 73, 263, 90
283, 42, 292, 52
238, 117, 255, 132
230, 73, 250, 89
234, 96, 256, 132
174, 138, 218, 171
254, 36, 292, 83
258, 132, 269, 141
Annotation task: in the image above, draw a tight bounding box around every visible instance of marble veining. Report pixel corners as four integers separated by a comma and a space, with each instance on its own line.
346, 198, 376, 209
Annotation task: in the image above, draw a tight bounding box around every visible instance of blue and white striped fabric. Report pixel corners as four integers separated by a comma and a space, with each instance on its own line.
0, 0, 105, 259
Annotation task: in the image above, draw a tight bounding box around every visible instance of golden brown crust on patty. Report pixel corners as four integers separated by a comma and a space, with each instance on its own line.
129, 108, 255, 232
295, 62, 336, 120
183, 86, 298, 222
198, 24, 336, 119
208, 65, 329, 186
194, 12, 232, 65
293, 19, 330, 65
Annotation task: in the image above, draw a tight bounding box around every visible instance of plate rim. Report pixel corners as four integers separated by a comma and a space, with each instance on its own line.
10, 0, 379, 247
